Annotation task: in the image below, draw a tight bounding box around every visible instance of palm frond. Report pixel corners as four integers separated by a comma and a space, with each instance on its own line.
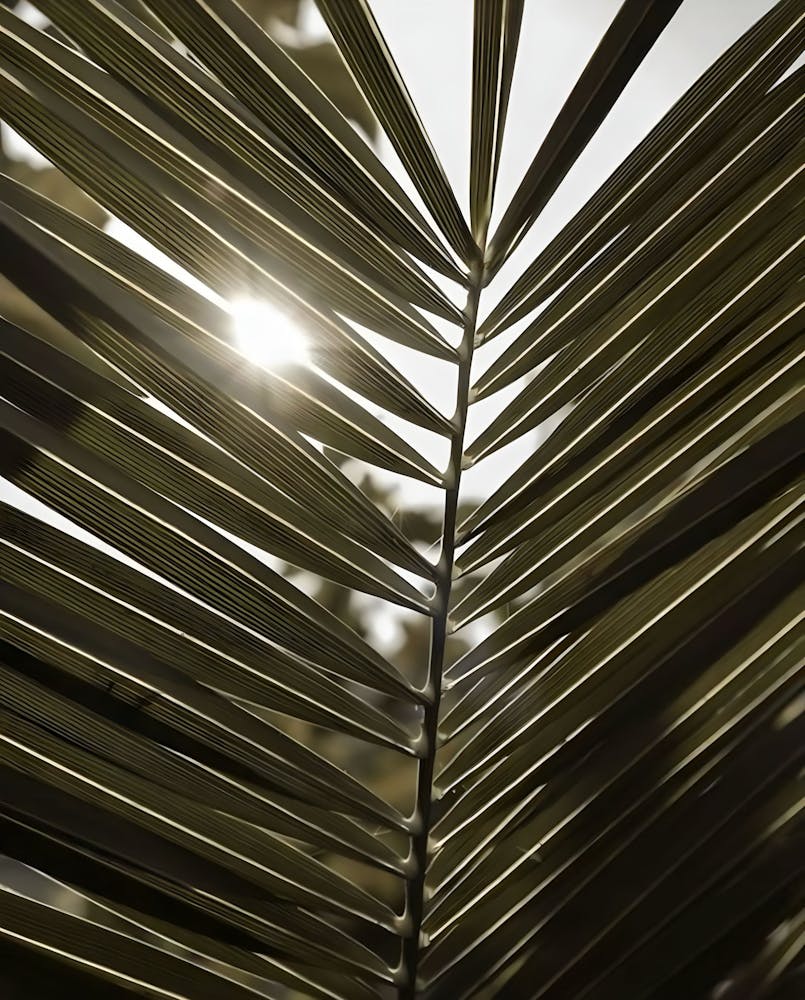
1, 1, 800, 997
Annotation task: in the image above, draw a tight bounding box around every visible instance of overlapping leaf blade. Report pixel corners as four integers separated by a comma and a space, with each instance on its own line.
0, 503, 416, 757
146, 0, 465, 280
0, 20, 459, 409
471, 142, 803, 405
423, 605, 802, 993
0, 886, 276, 999
1, 0, 801, 997
316, 0, 476, 264
0, 195, 438, 577
0, 789, 392, 984
0, 322, 433, 610
0, 400, 422, 710
36, 0, 463, 324
479, 0, 804, 338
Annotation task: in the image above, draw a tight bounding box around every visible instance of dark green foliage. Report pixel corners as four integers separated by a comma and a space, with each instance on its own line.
0, 1, 801, 997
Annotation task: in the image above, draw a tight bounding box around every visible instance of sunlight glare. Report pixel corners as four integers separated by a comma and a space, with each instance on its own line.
229, 297, 310, 370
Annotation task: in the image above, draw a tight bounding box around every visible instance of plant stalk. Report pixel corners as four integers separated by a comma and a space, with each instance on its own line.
398, 258, 484, 997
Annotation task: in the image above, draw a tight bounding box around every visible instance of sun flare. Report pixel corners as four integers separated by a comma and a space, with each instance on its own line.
229, 297, 310, 370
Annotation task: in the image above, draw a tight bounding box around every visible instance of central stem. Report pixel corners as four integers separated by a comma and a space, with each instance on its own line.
398, 259, 483, 997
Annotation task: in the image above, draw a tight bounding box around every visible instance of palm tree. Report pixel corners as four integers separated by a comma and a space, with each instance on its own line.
0, 1, 802, 997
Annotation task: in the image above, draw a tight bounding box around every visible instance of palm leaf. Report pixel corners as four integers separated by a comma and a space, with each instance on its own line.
0, 1, 800, 997
469, 0, 523, 245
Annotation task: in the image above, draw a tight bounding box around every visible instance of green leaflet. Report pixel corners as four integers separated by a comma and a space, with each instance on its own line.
39, 0, 460, 321
317, 0, 476, 263
478, 0, 804, 337
469, 0, 523, 245
1, 1, 800, 996
1, 323, 433, 611
146, 0, 465, 280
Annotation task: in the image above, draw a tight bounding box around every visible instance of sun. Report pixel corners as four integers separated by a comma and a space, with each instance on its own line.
229, 297, 311, 370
